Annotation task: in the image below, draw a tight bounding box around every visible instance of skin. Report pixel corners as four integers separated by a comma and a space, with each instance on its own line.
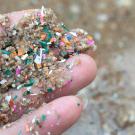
0, 10, 97, 135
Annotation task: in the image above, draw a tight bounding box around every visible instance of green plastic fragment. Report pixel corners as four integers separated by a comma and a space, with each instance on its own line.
41, 114, 46, 121
23, 90, 32, 96
24, 78, 35, 87
47, 87, 53, 93
44, 47, 49, 53
39, 25, 52, 50
13, 95, 18, 100
26, 108, 34, 114
28, 48, 33, 56
4, 41, 13, 47
35, 119, 40, 125
38, 33, 52, 47
39, 40, 48, 48
17, 84, 23, 90
5, 69, 12, 76
60, 51, 68, 58
43, 25, 50, 33
25, 58, 32, 65
43, 25, 52, 41
46, 32, 52, 42
0, 50, 11, 55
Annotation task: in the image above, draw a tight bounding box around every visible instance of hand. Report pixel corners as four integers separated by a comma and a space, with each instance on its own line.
0, 10, 97, 135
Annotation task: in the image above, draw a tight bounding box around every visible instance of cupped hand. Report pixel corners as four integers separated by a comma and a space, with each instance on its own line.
0, 10, 97, 135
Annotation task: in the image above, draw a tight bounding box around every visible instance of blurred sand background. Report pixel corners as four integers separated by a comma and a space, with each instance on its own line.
0, 0, 135, 134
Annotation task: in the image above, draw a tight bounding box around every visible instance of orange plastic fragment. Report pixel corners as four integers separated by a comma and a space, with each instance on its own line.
9, 99, 14, 108
40, 34, 47, 40
18, 49, 24, 56
61, 38, 71, 46
36, 64, 42, 69
10, 51, 17, 58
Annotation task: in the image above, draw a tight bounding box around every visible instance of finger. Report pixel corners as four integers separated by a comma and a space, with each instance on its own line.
0, 96, 83, 135
2, 9, 37, 25
4, 54, 96, 103
45, 54, 97, 102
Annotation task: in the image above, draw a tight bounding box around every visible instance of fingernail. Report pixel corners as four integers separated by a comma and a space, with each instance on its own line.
76, 90, 89, 110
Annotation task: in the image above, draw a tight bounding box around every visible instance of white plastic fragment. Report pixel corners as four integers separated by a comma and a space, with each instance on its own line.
21, 54, 28, 60
0, 79, 7, 84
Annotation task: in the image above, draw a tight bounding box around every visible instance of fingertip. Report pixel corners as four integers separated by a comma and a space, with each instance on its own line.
68, 54, 97, 92
46, 54, 97, 101
74, 54, 97, 84
38, 96, 83, 135
54, 95, 83, 116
